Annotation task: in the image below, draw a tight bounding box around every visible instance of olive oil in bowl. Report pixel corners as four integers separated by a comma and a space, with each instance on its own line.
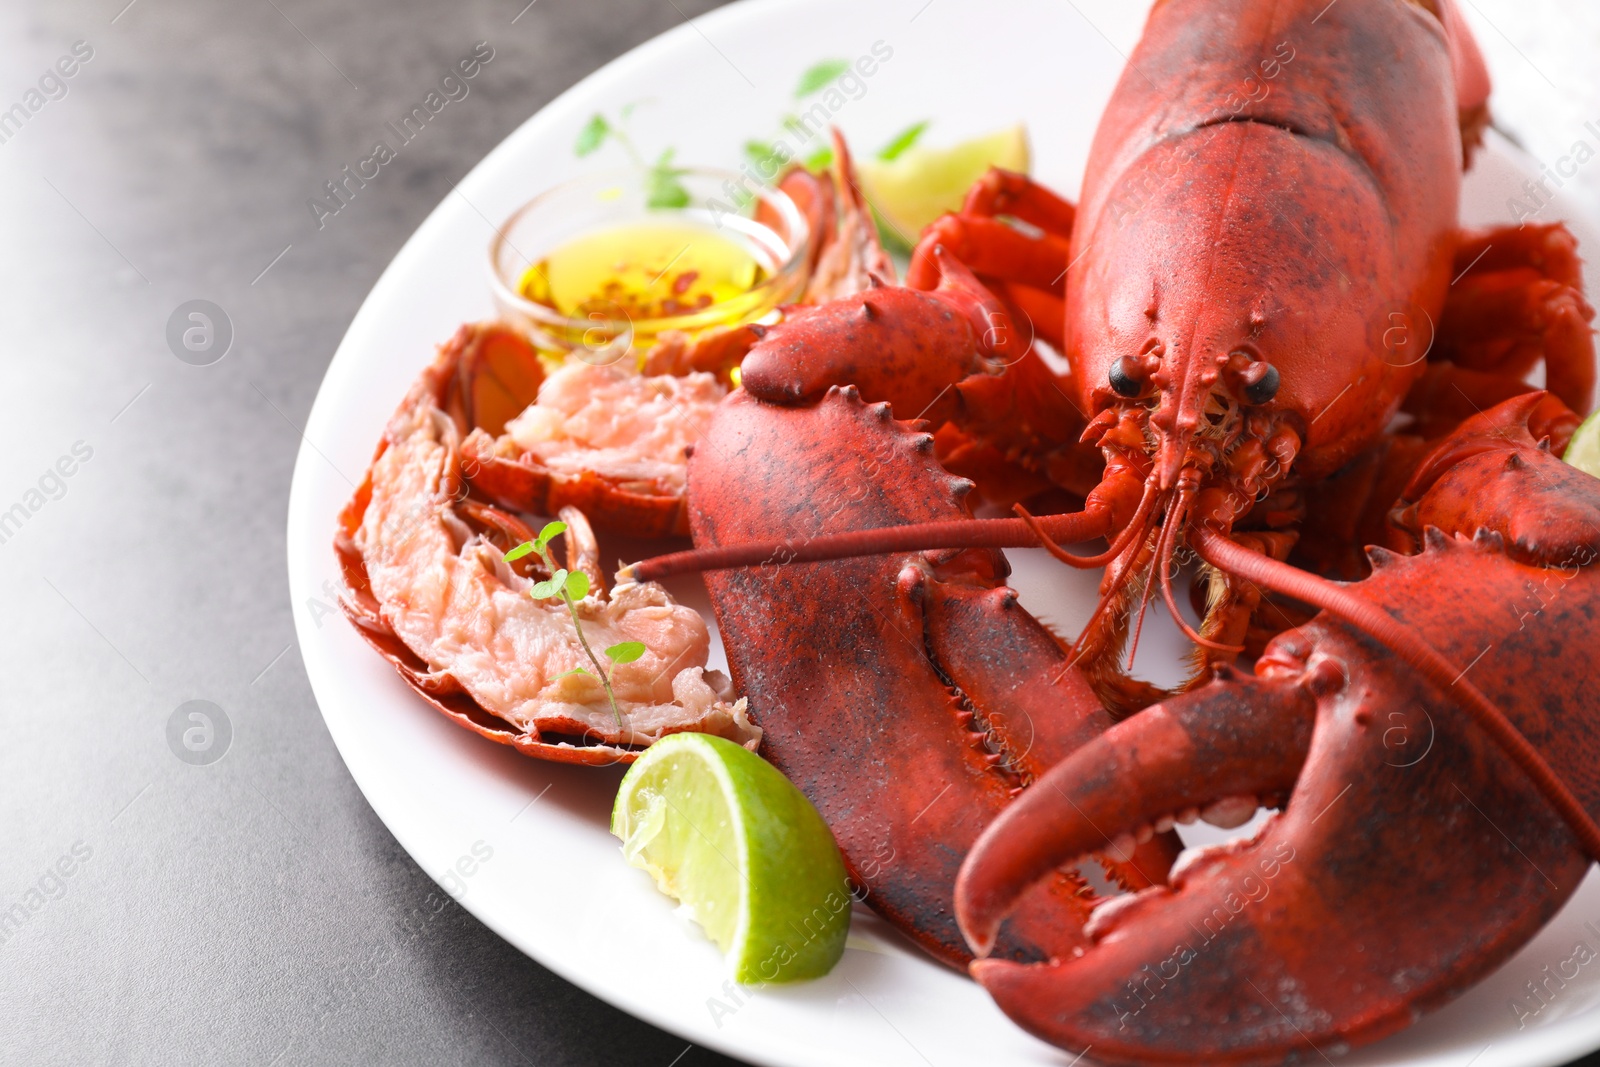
490, 167, 811, 361
520, 221, 769, 325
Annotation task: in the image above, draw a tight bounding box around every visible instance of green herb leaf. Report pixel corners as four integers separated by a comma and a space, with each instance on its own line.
794, 59, 850, 99
877, 120, 930, 162
744, 139, 780, 173
575, 114, 610, 157
530, 568, 568, 599
565, 571, 591, 600
552, 666, 593, 680
647, 177, 690, 209
802, 145, 834, 172
535, 520, 568, 550
646, 150, 691, 209
504, 541, 536, 563
605, 641, 646, 664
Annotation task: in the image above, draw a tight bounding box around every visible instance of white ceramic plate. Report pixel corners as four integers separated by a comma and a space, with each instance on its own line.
286, 1, 1600, 1063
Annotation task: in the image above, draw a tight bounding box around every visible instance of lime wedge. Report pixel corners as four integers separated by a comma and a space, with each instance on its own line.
857, 123, 1030, 246
1566, 410, 1600, 477
611, 732, 850, 983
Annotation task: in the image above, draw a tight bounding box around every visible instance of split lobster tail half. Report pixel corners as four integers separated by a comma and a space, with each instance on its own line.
336, 323, 757, 764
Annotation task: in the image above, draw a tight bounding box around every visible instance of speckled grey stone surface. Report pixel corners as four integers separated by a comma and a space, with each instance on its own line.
0, 1, 1597, 1065
0, 1, 744, 1064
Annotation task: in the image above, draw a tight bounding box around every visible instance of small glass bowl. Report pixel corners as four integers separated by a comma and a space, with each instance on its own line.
489, 167, 811, 364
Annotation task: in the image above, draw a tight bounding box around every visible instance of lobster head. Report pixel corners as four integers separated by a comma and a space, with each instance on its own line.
1064, 0, 1467, 499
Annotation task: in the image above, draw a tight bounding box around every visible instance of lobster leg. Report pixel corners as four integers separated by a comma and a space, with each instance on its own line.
906, 189, 1072, 298
1437, 222, 1597, 415
1401, 361, 1582, 450
907, 167, 1075, 351
907, 214, 1068, 295
739, 247, 1013, 422
689, 386, 1178, 966
961, 167, 1078, 234
1287, 370, 1581, 590
905, 171, 1093, 505
739, 231, 1101, 517
955, 394, 1600, 1065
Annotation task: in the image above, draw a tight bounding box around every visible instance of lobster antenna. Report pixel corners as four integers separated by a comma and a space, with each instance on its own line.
619, 508, 1114, 583
1015, 480, 1159, 571
1191, 525, 1600, 860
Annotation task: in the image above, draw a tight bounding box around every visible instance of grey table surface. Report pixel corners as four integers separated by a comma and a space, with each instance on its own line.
2, 0, 1599, 1065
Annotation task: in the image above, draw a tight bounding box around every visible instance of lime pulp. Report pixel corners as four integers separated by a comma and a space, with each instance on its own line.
856, 123, 1031, 246
611, 733, 850, 983
1564, 410, 1600, 477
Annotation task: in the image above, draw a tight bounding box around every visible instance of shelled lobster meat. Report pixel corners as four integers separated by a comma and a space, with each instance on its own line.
622, 0, 1600, 1061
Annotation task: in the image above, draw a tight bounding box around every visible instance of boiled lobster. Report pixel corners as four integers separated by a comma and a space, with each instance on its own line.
620, 0, 1600, 1061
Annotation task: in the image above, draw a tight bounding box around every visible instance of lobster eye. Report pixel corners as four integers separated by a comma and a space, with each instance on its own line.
1108, 356, 1143, 397
1242, 362, 1280, 405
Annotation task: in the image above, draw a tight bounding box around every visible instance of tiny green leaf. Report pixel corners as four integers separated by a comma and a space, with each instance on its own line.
794, 59, 850, 99
877, 120, 930, 162
504, 542, 536, 563
646, 170, 691, 209
565, 571, 591, 600
552, 666, 593, 680
647, 178, 690, 210
646, 153, 691, 209
744, 139, 779, 172
535, 520, 568, 550
575, 114, 610, 157
605, 641, 647, 664
530, 568, 568, 599
802, 145, 834, 172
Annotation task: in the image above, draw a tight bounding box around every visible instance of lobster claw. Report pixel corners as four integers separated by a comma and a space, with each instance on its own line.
956, 400, 1600, 1065
958, 633, 1588, 1065
957, 667, 1315, 961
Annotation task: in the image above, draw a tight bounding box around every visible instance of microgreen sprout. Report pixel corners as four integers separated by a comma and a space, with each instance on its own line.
793, 58, 851, 98
743, 62, 932, 184
575, 109, 690, 210
747, 59, 857, 178
504, 520, 644, 729
876, 120, 929, 161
